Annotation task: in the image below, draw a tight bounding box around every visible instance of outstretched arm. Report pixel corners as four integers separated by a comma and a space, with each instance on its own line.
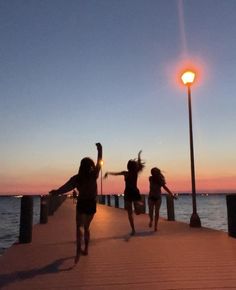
163, 185, 177, 199
104, 171, 126, 179
49, 175, 77, 196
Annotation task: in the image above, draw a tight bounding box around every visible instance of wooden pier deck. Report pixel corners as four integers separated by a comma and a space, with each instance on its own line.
0, 198, 236, 290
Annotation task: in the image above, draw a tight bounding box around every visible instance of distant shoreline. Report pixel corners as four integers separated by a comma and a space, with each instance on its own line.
0, 192, 235, 197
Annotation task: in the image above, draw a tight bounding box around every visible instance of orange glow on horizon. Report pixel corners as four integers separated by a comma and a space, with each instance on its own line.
1, 170, 236, 195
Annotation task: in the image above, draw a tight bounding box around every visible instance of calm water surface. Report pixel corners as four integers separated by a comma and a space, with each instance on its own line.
0, 196, 40, 255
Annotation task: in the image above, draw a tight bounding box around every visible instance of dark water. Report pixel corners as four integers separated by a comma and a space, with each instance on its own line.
0, 194, 231, 255
161, 194, 228, 231
0, 196, 40, 255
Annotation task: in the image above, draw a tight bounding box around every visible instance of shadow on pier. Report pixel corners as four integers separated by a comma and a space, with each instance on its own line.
0, 257, 74, 288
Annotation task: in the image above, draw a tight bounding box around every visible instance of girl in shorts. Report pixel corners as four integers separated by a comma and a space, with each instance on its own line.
50, 143, 102, 263
148, 167, 175, 231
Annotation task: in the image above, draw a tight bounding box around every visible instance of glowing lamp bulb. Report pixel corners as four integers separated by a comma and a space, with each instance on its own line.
181, 71, 195, 85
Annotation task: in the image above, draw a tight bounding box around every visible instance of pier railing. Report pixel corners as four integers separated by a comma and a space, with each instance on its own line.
17, 193, 236, 245
97, 194, 175, 221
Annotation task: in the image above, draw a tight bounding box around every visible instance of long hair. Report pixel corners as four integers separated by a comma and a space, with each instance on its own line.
78, 157, 96, 184
151, 167, 165, 185
127, 158, 145, 173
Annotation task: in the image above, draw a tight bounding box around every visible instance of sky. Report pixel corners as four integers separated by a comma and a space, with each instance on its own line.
0, 0, 236, 195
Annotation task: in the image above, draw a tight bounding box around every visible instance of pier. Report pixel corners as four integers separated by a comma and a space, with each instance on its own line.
0, 197, 236, 289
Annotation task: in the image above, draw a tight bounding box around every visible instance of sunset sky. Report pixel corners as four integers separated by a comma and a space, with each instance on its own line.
1, 0, 236, 195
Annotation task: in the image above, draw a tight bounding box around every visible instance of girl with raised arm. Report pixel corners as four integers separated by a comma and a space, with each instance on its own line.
104, 151, 145, 235
50, 143, 102, 264
148, 167, 175, 231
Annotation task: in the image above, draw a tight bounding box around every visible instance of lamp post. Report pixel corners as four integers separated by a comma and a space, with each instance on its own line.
181, 70, 201, 227
100, 160, 104, 195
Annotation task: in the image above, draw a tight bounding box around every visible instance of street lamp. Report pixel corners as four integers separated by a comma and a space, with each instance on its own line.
181, 70, 201, 227
100, 160, 104, 195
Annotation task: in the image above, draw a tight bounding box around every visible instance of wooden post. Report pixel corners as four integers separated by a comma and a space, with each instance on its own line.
166, 195, 175, 221
100, 195, 104, 204
40, 195, 49, 224
101, 195, 105, 204
107, 195, 111, 206
19, 196, 33, 243
114, 195, 119, 208
141, 195, 146, 213
226, 194, 236, 238
122, 195, 125, 209
48, 194, 55, 215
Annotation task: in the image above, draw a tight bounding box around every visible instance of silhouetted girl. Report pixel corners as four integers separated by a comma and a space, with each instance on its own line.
148, 167, 175, 231
104, 151, 145, 235
50, 143, 102, 263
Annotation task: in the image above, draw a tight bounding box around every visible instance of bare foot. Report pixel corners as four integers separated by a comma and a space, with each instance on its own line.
130, 229, 136, 236
81, 248, 88, 256
74, 245, 82, 264
74, 254, 80, 264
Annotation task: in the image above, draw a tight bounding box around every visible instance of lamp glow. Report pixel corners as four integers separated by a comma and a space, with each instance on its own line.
181, 71, 195, 85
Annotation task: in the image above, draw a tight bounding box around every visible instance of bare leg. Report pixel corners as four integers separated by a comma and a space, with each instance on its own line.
75, 224, 82, 264
125, 200, 135, 235
81, 214, 94, 255
154, 207, 159, 231
154, 200, 162, 231
148, 199, 154, 227
83, 228, 90, 255
128, 209, 135, 235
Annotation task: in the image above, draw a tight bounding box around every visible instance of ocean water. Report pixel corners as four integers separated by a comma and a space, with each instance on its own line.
161, 194, 228, 231
0, 194, 231, 255
0, 196, 40, 255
